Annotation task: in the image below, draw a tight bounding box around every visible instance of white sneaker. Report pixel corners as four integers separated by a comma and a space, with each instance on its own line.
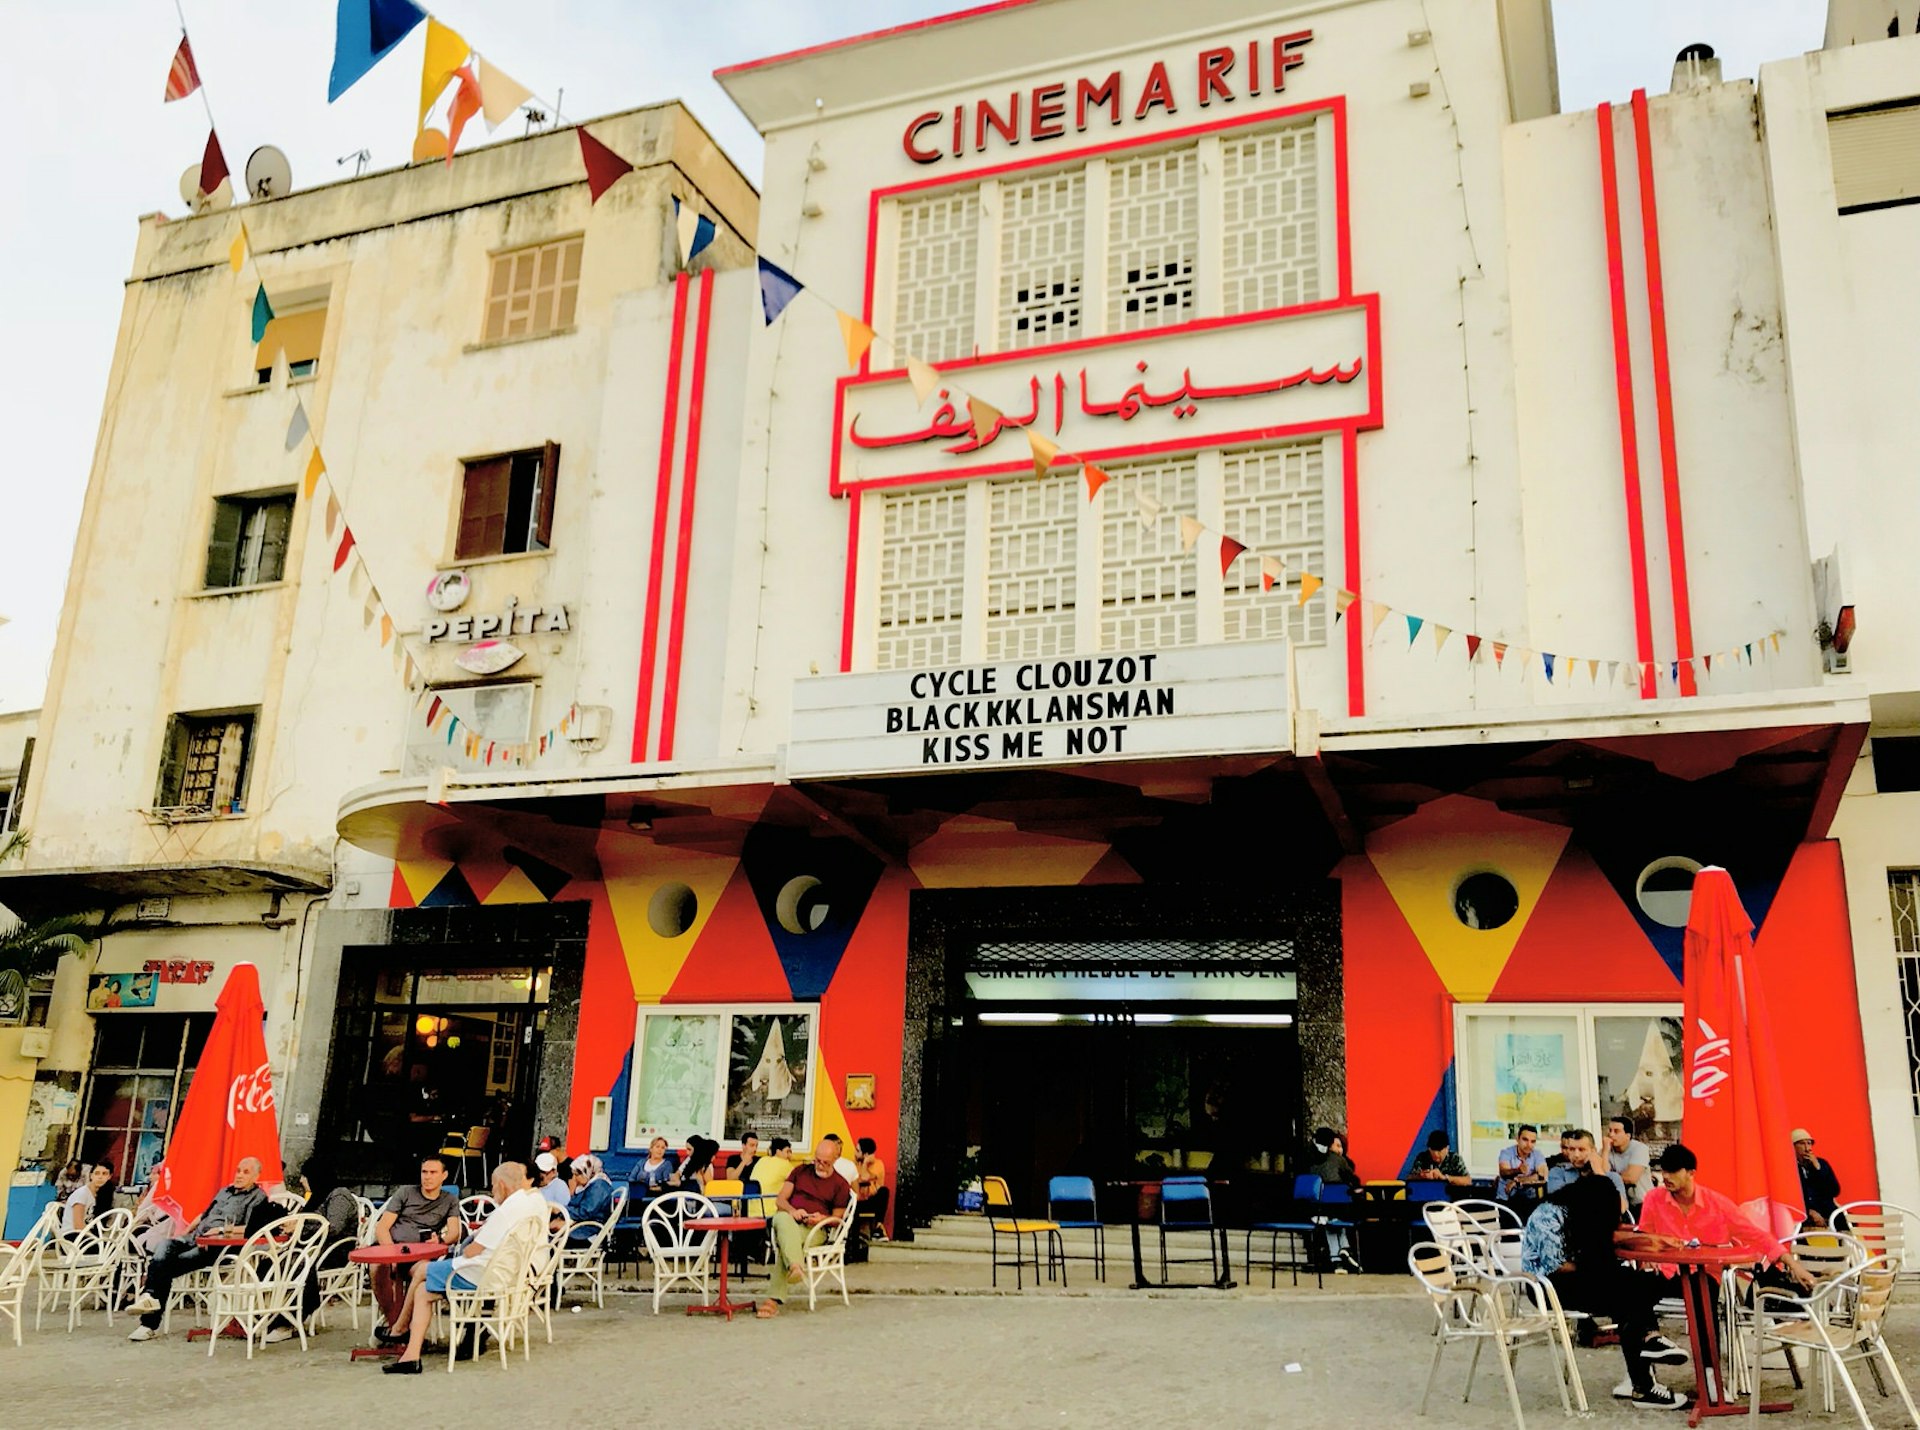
1629, 1384, 1688, 1411
263, 1326, 294, 1344
1641, 1334, 1689, 1365
1613, 1379, 1638, 1399
127, 1325, 159, 1342
128, 1293, 161, 1315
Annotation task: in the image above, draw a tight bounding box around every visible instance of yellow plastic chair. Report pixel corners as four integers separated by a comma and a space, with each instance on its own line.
982, 1175, 1064, 1289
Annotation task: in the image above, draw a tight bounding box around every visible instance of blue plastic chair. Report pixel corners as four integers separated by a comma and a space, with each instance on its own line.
1157, 1178, 1222, 1283
1407, 1180, 1451, 1203
1047, 1175, 1106, 1283
1244, 1173, 1325, 1288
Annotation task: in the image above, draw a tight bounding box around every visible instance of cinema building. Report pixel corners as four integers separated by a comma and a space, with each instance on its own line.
15, 0, 1920, 1234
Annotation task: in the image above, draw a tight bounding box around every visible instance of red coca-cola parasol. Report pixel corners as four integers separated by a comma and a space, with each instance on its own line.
148, 962, 284, 1226
1679, 867, 1804, 1239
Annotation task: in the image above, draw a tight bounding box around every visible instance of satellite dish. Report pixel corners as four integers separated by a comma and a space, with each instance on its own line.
245, 145, 293, 201
178, 165, 234, 215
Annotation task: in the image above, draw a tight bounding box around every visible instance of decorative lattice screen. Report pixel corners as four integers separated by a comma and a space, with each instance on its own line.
1221, 125, 1321, 315
1100, 457, 1199, 651
875, 487, 968, 670
985, 475, 1077, 660
1221, 443, 1327, 647
1108, 146, 1199, 333
998, 170, 1084, 351
894, 188, 980, 364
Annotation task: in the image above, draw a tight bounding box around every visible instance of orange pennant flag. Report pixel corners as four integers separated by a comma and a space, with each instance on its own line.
1083, 463, 1110, 500
1027, 430, 1059, 479
1260, 555, 1284, 592
1492, 641, 1508, 668
1587, 658, 1600, 683
1296, 572, 1323, 606
303, 448, 325, 500
838, 310, 877, 369
969, 397, 1001, 443
1220, 535, 1247, 578
380, 614, 395, 647
1179, 516, 1204, 552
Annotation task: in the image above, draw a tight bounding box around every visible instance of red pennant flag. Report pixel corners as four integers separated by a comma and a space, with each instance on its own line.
333, 527, 357, 572
1219, 536, 1247, 578
164, 35, 202, 102
198, 129, 229, 198
1465, 634, 1482, 662
426, 696, 443, 727
577, 126, 634, 204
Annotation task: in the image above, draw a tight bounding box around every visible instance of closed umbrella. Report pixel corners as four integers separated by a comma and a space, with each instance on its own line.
1679, 867, 1804, 1239
147, 962, 284, 1227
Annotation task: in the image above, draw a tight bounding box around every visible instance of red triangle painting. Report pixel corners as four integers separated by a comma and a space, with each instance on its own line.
1492, 845, 1679, 1001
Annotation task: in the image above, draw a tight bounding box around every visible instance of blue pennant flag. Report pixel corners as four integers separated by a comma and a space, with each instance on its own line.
673, 198, 719, 266
1542, 652, 1556, 683
251, 284, 275, 344
329, 0, 427, 102
758, 256, 803, 325
1405, 614, 1424, 645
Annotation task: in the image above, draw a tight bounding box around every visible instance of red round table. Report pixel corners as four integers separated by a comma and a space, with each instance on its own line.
685, 1217, 766, 1320
347, 1242, 450, 1359
1619, 1239, 1786, 1425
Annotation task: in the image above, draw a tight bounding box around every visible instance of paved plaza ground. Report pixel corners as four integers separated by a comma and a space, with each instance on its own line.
7, 1264, 1916, 1426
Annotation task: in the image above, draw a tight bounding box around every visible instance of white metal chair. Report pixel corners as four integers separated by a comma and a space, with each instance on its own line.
1409, 1241, 1584, 1427
641, 1191, 716, 1313
0, 1210, 57, 1345
459, 1194, 497, 1227
1834, 1201, 1919, 1280
313, 1193, 381, 1328
442, 1215, 542, 1371
268, 1188, 306, 1214
1453, 1199, 1526, 1274
1746, 1255, 1918, 1426
203, 1212, 328, 1358
556, 1187, 626, 1309
800, 1194, 857, 1310
523, 1207, 570, 1345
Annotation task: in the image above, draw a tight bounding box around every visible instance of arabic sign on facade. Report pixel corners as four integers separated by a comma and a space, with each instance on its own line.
830, 298, 1379, 491
965, 968, 1298, 1002
787, 641, 1289, 779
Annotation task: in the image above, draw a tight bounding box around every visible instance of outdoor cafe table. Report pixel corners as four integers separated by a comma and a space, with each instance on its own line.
346, 1242, 448, 1360
1618, 1239, 1788, 1426
685, 1216, 765, 1320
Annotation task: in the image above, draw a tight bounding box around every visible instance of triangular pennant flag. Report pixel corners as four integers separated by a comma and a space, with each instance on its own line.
1702, 652, 1713, 673
968, 397, 1001, 443
1027, 430, 1058, 479
1179, 516, 1203, 552
1433, 623, 1451, 653
199, 129, 229, 199
757, 256, 803, 324
1220, 535, 1247, 578
329, 0, 426, 102
164, 34, 202, 102
426, 696, 443, 727
1586, 658, 1600, 684
1465, 634, 1483, 662
443, 65, 483, 165
839, 311, 877, 370
228, 223, 248, 274
380, 614, 395, 647
1082, 464, 1110, 500
1135, 490, 1162, 531
324, 494, 340, 539
1260, 555, 1284, 592
251, 284, 275, 344
1516, 649, 1534, 681
333, 527, 357, 573
362, 592, 377, 629
285, 400, 310, 452
348, 560, 369, 599
1405, 614, 1425, 645
303, 448, 325, 500
1296, 572, 1323, 606
418, 17, 470, 129
1670, 661, 1680, 684
1744, 642, 1754, 665
475, 55, 533, 130
906, 357, 941, 405
1492, 641, 1508, 668
675, 197, 700, 266
577, 127, 634, 204
1369, 602, 1394, 639
1770, 632, 1781, 654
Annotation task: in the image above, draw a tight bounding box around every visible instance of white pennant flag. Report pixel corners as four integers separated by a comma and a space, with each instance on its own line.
675, 201, 701, 267
1135, 490, 1163, 531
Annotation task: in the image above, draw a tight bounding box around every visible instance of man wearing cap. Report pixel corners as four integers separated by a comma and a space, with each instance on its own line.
1791, 1128, 1842, 1228
534, 1151, 572, 1212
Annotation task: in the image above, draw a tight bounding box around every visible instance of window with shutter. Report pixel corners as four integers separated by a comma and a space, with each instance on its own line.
456, 448, 556, 557
254, 306, 328, 383
155, 713, 255, 814
6, 737, 31, 831
456, 458, 513, 559
483, 237, 584, 342
203, 500, 244, 588
533, 441, 561, 550
204, 492, 295, 588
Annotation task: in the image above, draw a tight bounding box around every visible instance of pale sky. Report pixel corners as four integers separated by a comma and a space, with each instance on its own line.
0, 1, 1823, 712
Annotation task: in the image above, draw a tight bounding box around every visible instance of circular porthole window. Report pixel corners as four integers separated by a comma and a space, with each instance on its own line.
1453, 872, 1519, 931
1635, 857, 1702, 928
647, 882, 698, 938
775, 875, 831, 935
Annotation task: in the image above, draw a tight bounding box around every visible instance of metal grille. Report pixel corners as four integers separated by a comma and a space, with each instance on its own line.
974, 937, 1295, 968
1221, 125, 1321, 315
1902, 954, 1920, 1115
1108, 146, 1198, 333
1100, 457, 1198, 651
1221, 443, 1327, 646
876, 487, 968, 670
985, 475, 1076, 660
1892, 871, 1920, 952
998, 170, 1084, 350
894, 188, 980, 364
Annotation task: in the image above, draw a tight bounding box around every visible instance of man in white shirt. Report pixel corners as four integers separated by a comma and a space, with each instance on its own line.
1605, 1117, 1652, 1215
382, 1161, 544, 1374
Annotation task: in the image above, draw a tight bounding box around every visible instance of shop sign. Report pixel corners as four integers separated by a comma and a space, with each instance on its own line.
966, 967, 1297, 1002
424, 598, 571, 644
788, 640, 1288, 778
831, 300, 1377, 491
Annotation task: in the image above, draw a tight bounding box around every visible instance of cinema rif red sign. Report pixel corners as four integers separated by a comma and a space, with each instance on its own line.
903, 30, 1312, 165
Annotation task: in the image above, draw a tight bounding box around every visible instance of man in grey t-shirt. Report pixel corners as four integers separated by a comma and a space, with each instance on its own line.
371, 1155, 461, 1329
1605, 1117, 1651, 1213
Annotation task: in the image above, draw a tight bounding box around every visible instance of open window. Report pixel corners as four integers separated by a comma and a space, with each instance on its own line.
456, 443, 559, 559
255, 304, 326, 384
204, 490, 294, 589
154, 711, 256, 816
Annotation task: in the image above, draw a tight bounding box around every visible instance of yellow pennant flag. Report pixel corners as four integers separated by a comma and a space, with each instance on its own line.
1296, 572, 1323, 606
1179, 515, 1204, 552
229, 223, 248, 274
1770, 631, 1781, 654
380, 614, 395, 647
1027, 430, 1059, 479
1369, 601, 1394, 638
302, 448, 325, 500
906, 357, 941, 405
969, 397, 1001, 443
1336, 588, 1358, 616
1432, 623, 1452, 653
837, 311, 876, 369
419, 18, 470, 129
475, 56, 534, 131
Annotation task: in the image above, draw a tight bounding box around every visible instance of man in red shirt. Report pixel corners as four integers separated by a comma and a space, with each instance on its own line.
757, 1133, 851, 1318
1634, 1143, 1811, 1290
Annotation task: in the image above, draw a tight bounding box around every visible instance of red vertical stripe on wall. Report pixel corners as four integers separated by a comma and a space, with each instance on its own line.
1630, 89, 1697, 697
1596, 104, 1658, 700
1342, 427, 1364, 716
658, 269, 717, 761
632, 274, 691, 761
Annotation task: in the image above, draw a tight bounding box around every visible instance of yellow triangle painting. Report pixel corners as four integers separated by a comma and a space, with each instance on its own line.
1364, 796, 1570, 1002
480, 866, 548, 906
596, 832, 739, 1002
395, 857, 455, 906
908, 815, 1110, 888
808, 1040, 853, 1153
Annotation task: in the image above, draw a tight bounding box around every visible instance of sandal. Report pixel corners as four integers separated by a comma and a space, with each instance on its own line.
755, 1301, 779, 1319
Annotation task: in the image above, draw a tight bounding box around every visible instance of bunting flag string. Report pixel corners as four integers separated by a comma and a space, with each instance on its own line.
164, 36, 202, 103
415, 696, 580, 768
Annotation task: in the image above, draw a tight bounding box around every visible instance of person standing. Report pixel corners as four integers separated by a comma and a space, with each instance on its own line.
1605, 1117, 1652, 1216
1790, 1129, 1842, 1227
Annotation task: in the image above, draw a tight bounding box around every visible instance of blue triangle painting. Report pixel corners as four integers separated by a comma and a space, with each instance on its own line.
740, 826, 883, 1000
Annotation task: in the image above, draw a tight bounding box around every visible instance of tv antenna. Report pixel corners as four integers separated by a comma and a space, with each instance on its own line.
337, 148, 372, 178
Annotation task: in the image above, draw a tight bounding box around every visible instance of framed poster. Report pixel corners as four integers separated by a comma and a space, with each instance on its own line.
844, 1074, 876, 1111
625, 1003, 817, 1150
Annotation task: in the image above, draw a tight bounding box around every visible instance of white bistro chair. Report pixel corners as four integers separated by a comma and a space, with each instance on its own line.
37, 1207, 134, 1332
1408, 1241, 1585, 1427
203, 1212, 328, 1358
800, 1194, 858, 1310
556, 1187, 626, 1309
641, 1191, 716, 1313
1746, 1255, 1918, 1426
443, 1216, 543, 1371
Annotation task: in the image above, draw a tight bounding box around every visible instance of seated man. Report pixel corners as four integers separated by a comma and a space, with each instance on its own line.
126, 1156, 275, 1341
734, 1134, 764, 1188
853, 1137, 890, 1239
369, 1154, 462, 1332
1791, 1129, 1843, 1228
534, 1150, 571, 1213
381, 1161, 545, 1372
1545, 1130, 1579, 1194
1403, 1129, 1472, 1188
1496, 1123, 1548, 1213
1635, 1142, 1813, 1293
756, 1134, 851, 1319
